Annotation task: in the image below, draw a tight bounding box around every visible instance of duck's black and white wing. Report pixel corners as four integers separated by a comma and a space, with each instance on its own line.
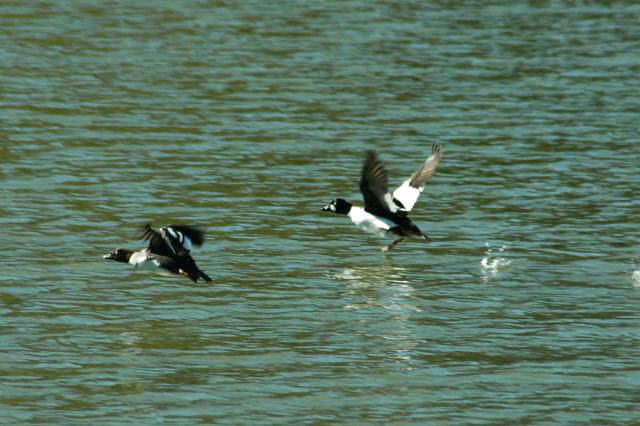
142, 225, 176, 257
142, 224, 205, 256
392, 144, 443, 212
163, 225, 204, 251
359, 151, 399, 217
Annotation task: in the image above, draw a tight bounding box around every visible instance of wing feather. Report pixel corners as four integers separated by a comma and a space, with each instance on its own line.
142, 224, 177, 257
392, 144, 443, 212
142, 224, 205, 256
359, 151, 398, 217
167, 225, 205, 247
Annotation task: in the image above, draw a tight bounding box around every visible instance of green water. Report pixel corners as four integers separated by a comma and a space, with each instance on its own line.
2, 1, 639, 424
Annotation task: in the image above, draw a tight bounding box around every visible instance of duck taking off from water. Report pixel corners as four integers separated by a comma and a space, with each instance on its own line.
103, 224, 211, 283
322, 144, 443, 252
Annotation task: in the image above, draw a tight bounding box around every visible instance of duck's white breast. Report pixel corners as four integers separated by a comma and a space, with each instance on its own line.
129, 250, 161, 270
348, 207, 394, 237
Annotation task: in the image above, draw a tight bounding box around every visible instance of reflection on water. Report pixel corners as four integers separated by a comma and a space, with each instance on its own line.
332, 264, 410, 287
333, 265, 420, 311
116, 332, 144, 356
331, 264, 423, 369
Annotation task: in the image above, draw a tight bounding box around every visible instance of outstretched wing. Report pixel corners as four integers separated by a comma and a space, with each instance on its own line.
141, 224, 204, 256
142, 224, 176, 257
165, 225, 205, 250
392, 144, 443, 212
359, 151, 398, 217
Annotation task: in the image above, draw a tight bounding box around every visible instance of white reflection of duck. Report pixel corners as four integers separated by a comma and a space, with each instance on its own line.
332, 264, 423, 369
333, 265, 421, 313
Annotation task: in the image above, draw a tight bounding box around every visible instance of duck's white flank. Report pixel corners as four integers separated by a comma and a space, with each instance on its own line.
348, 207, 395, 237
129, 249, 160, 270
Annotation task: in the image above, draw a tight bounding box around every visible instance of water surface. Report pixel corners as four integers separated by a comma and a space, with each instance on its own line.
1, 1, 639, 424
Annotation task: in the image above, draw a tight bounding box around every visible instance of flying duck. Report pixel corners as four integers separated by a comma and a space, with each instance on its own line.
103, 224, 212, 283
322, 144, 443, 252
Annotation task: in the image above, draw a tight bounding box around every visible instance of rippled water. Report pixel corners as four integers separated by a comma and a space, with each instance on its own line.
2, 1, 639, 424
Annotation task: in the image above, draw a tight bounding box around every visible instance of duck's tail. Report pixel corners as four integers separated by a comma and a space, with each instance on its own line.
197, 269, 212, 283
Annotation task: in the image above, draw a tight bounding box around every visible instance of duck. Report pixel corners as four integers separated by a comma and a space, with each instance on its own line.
322, 144, 443, 252
103, 224, 212, 283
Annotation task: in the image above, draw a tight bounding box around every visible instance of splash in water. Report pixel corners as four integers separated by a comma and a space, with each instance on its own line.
481, 243, 511, 282
632, 270, 640, 288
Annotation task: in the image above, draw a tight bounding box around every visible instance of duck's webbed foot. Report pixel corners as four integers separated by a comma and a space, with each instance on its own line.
381, 237, 404, 252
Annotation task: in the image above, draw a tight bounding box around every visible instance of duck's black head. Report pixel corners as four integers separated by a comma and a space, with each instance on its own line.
103, 248, 134, 263
322, 198, 352, 215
